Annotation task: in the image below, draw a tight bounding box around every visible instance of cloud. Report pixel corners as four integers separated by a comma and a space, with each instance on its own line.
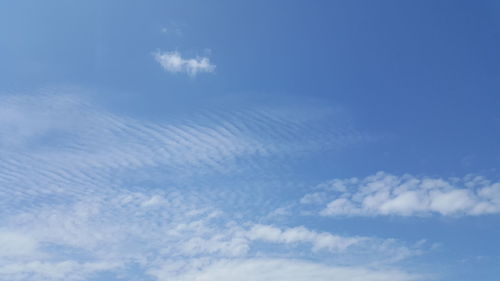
0, 261, 119, 281
0, 92, 365, 214
0, 187, 424, 281
0, 92, 423, 280
301, 172, 500, 217
154, 51, 215, 76
149, 258, 420, 281
0, 231, 38, 258
247, 224, 362, 252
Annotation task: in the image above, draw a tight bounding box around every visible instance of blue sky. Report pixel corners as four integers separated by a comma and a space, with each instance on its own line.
0, 1, 499, 280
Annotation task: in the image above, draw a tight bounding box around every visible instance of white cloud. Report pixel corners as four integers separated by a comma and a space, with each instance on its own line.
0, 186, 424, 280
0, 231, 38, 258
301, 172, 500, 217
0, 190, 419, 281
0, 93, 364, 214
0, 93, 425, 280
149, 258, 420, 281
247, 224, 362, 252
154, 51, 215, 76
0, 261, 119, 281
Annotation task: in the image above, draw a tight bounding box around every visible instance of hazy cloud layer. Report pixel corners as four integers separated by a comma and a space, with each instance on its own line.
149, 259, 420, 281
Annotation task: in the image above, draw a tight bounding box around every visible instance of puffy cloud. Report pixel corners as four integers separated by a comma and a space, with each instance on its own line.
301, 172, 500, 217
154, 51, 215, 76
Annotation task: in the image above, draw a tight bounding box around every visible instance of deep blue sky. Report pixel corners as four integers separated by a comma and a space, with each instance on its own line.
0, 1, 499, 281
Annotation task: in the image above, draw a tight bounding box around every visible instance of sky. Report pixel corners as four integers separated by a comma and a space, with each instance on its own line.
0, 1, 499, 280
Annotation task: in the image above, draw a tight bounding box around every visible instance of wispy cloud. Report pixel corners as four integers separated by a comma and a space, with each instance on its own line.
247, 224, 362, 252
154, 51, 215, 76
0, 260, 119, 281
0, 92, 420, 280
0, 93, 366, 213
149, 258, 421, 281
301, 172, 500, 217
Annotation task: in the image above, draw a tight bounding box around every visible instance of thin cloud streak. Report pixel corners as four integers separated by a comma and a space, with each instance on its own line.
149, 258, 421, 281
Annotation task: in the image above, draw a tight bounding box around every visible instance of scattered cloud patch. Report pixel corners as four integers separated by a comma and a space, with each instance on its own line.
301, 172, 500, 217
154, 51, 215, 77
0, 188, 424, 281
0, 92, 416, 281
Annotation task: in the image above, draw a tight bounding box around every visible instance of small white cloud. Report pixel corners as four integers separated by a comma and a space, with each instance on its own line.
154, 51, 215, 77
